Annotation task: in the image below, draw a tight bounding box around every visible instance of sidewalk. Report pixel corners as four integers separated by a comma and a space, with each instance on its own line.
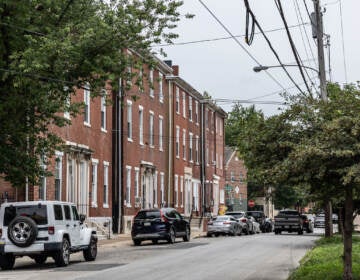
98, 231, 206, 247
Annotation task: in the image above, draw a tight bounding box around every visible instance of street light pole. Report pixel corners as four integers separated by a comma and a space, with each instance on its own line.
253, 64, 319, 74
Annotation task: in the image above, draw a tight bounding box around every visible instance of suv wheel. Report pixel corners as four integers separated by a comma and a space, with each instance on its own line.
0, 254, 15, 270
168, 227, 176, 244
33, 255, 47, 264
133, 240, 141, 246
183, 226, 190, 242
7, 216, 38, 248
54, 238, 70, 267
83, 236, 97, 261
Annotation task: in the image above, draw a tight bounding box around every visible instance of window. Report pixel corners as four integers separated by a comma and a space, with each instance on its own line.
231, 171, 235, 182
180, 176, 184, 207
149, 111, 154, 147
195, 101, 199, 124
220, 155, 223, 170
84, 84, 90, 125
139, 106, 143, 145
176, 126, 180, 158
55, 151, 63, 201
126, 166, 131, 206
182, 92, 186, 118
149, 69, 154, 97
159, 73, 163, 102
189, 133, 193, 162
195, 136, 199, 163
182, 129, 186, 160
193, 183, 199, 211
91, 159, 98, 207
206, 147, 209, 165
176, 87, 180, 114
159, 116, 163, 151
54, 205, 63, 220
174, 175, 178, 207
103, 162, 109, 207
154, 171, 158, 207
67, 158, 75, 203
39, 154, 46, 200
127, 100, 132, 140
188, 96, 192, 121
160, 172, 165, 205
64, 205, 71, 220
101, 91, 106, 131
72, 205, 79, 220
135, 168, 140, 197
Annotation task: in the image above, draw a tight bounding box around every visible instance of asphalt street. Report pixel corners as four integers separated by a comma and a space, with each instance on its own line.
0, 230, 323, 280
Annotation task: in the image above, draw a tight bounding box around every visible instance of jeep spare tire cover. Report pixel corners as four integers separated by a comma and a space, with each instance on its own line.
8, 216, 38, 247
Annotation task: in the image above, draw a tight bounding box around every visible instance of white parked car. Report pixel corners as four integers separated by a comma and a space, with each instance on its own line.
0, 201, 97, 270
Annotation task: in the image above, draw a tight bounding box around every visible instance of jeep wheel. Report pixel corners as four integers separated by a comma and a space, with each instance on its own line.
83, 236, 97, 261
133, 239, 141, 246
0, 254, 15, 270
183, 226, 190, 242
33, 255, 47, 265
54, 238, 70, 267
7, 216, 38, 248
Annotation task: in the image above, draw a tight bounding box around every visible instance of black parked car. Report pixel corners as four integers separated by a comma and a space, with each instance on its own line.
131, 208, 190, 246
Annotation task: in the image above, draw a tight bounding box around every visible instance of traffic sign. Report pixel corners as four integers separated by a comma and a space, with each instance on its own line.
248, 199, 255, 208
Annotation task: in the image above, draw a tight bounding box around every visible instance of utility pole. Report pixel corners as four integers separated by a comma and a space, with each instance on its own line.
313, 0, 327, 101
313, 0, 333, 238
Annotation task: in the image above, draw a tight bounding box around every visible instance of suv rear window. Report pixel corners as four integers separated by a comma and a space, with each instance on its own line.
4, 204, 48, 225
279, 211, 299, 216
135, 211, 160, 219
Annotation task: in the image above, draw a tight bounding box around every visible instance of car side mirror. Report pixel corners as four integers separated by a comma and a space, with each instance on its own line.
80, 214, 86, 223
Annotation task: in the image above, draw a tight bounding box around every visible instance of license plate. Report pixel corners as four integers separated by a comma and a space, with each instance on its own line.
144, 222, 151, 226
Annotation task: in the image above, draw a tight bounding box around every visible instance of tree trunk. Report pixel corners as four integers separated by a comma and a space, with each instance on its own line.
343, 186, 353, 280
325, 200, 333, 237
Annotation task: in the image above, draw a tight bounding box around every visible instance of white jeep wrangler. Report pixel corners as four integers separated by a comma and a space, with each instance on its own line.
0, 201, 97, 270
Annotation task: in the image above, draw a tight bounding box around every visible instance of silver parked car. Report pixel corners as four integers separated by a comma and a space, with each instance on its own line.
225, 211, 255, 235
207, 216, 242, 237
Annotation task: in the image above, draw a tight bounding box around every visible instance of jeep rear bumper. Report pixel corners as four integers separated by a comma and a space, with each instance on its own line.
0, 242, 62, 255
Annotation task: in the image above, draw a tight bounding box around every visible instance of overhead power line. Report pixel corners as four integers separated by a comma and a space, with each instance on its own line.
242, 0, 306, 95
274, 0, 312, 94
154, 23, 309, 47
197, 0, 291, 95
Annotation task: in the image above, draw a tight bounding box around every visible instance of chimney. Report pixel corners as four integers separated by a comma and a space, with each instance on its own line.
172, 65, 179, 76
163, 60, 172, 67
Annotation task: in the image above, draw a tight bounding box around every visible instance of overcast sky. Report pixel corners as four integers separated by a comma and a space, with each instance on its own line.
152, 0, 359, 116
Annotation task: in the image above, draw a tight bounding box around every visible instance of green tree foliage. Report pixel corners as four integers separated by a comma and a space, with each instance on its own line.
0, 0, 186, 187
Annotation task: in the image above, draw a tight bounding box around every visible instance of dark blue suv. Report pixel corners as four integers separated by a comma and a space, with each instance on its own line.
131, 208, 190, 246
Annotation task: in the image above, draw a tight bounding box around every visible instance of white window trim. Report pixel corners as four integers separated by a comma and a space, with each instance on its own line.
159, 115, 163, 151
195, 100, 199, 125
154, 171, 158, 208
174, 175, 178, 207
182, 129, 186, 160
149, 69, 154, 97
189, 96, 193, 122
189, 132, 193, 163
101, 91, 107, 133
103, 161, 109, 208
160, 172, 165, 205
195, 135, 199, 164
139, 105, 144, 145
176, 87, 180, 114
176, 126, 180, 158
159, 73, 164, 103
127, 100, 133, 141
84, 84, 91, 127
135, 167, 140, 198
182, 92, 186, 118
180, 176, 184, 208
149, 111, 154, 148
55, 151, 63, 201
91, 159, 98, 208
125, 165, 132, 207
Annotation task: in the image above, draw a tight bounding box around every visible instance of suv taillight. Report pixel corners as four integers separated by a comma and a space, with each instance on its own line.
160, 210, 168, 223
48, 226, 55, 235
241, 218, 247, 223
0, 228, 2, 238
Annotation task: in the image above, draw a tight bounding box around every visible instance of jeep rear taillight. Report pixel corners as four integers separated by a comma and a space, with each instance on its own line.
48, 226, 55, 235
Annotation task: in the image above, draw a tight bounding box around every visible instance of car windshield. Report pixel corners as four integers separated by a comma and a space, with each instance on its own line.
225, 213, 244, 219
279, 211, 299, 216
135, 211, 161, 220
215, 216, 230, 221
4, 204, 48, 225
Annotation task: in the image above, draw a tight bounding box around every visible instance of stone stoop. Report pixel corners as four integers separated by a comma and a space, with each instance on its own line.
86, 220, 112, 240
190, 216, 204, 235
